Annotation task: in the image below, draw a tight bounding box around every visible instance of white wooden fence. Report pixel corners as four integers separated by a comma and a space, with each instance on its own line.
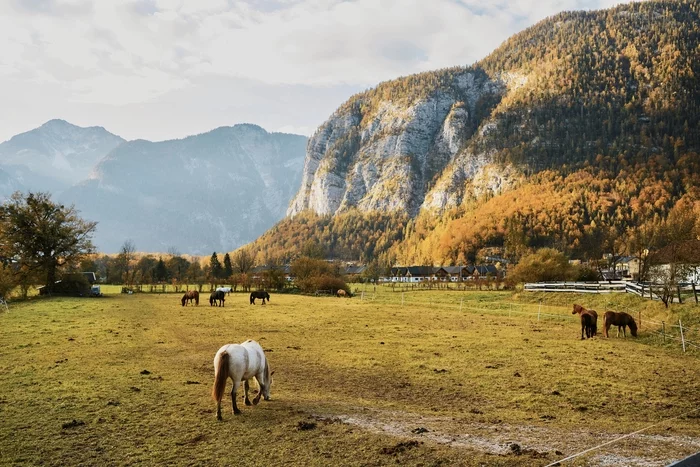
524, 281, 698, 303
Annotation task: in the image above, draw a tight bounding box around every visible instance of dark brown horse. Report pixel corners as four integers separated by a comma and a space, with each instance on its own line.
572, 304, 598, 339
250, 291, 270, 305
210, 290, 225, 307
603, 311, 638, 338
181, 290, 199, 306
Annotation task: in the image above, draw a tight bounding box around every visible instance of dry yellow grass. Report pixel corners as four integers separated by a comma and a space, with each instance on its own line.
0, 289, 698, 466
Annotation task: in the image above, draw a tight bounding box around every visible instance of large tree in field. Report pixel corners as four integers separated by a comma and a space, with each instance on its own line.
0, 192, 97, 293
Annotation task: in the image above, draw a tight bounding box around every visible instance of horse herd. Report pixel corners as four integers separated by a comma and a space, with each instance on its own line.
197, 297, 637, 420
572, 303, 638, 340
180, 289, 271, 307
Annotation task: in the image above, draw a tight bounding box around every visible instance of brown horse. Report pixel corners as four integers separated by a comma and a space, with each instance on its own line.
337, 289, 347, 298
603, 311, 638, 338
181, 290, 199, 306
572, 304, 598, 339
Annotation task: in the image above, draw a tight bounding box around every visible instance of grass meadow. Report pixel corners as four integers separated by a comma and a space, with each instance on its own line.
1, 287, 699, 466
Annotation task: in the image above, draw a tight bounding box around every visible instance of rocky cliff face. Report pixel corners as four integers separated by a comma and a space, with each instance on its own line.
287, 70, 518, 217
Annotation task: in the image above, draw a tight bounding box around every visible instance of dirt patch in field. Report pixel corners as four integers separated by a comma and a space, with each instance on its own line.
315, 408, 700, 466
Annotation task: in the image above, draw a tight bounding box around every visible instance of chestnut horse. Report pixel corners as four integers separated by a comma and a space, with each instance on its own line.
337, 289, 347, 297
603, 311, 638, 338
181, 290, 199, 306
212, 339, 273, 419
572, 304, 598, 339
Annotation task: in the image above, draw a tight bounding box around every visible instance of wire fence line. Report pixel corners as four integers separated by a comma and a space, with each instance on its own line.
359, 288, 700, 353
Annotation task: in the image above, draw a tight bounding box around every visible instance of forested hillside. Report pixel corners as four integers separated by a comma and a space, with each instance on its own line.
248, 0, 700, 266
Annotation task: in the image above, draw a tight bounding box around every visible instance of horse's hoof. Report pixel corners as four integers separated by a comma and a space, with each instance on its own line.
245, 400, 252, 406
234, 410, 242, 415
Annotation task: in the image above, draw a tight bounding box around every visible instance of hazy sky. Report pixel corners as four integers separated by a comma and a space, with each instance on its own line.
0, 0, 634, 142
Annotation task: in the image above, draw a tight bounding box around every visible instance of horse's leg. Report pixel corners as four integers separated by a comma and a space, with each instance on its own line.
581, 323, 585, 340
217, 400, 222, 420
622, 325, 626, 338
244, 380, 252, 406
252, 376, 262, 405
231, 380, 242, 415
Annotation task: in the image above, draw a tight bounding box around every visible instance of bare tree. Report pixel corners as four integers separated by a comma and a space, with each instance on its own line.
119, 239, 137, 287
233, 249, 254, 274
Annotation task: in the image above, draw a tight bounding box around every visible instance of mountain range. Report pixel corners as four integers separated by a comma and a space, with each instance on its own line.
0, 121, 307, 254
2, 0, 698, 262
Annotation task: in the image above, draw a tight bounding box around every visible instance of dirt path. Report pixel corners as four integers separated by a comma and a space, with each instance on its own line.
314, 407, 700, 466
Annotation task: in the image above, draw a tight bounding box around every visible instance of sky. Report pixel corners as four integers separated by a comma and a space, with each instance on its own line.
0, 0, 635, 143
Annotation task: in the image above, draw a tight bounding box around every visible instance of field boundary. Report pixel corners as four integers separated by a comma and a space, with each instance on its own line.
524, 281, 699, 304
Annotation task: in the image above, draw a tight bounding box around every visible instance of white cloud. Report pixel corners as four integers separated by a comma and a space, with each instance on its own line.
0, 0, 636, 141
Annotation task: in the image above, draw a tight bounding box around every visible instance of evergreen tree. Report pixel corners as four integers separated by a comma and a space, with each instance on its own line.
155, 257, 167, 282
210, 252, 223, 280
223, 253, 233, 278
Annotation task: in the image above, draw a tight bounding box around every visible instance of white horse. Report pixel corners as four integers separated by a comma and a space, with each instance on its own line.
216, 286, 232, 295
212, 340, 273, 420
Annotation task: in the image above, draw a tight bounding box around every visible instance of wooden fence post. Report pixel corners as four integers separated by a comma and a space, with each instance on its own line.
679, 319, 686, 352
662, 321, 666, 343
693, 283, 698, 304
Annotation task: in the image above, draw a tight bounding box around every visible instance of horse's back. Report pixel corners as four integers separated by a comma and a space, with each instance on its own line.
216, 341, 266, 379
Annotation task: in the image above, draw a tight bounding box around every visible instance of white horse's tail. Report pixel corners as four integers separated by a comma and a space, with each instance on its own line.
212, 351, 230, 402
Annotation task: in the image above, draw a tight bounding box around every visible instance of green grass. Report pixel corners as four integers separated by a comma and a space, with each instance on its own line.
1, 290, 699, 466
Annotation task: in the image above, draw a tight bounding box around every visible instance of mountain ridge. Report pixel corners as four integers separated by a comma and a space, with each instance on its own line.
249, 0, 700, 265
0, 120, 308, 254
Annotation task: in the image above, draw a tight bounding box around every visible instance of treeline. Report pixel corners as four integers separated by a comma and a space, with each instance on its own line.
248, 209, 409, 266
248, 155, 699, 267
478, 0, 700, 171
81, 248, 264, 290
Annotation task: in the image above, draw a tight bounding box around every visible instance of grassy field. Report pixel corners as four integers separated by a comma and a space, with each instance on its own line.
1, 289, 699, 466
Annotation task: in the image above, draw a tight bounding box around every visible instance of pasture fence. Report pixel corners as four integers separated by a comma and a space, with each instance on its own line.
525, 281, 699, 304
367, 288, 699, 353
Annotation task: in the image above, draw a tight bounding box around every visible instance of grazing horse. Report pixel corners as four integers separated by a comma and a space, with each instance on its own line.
603, 311, 638, 338
250, 291, 270, 305
212, 340, 274, 419
337, 289, 347, 298
209, 290, 225, 307
216, 286, 232, 295
572, 304, 598, 339
181, 290, 199, 306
